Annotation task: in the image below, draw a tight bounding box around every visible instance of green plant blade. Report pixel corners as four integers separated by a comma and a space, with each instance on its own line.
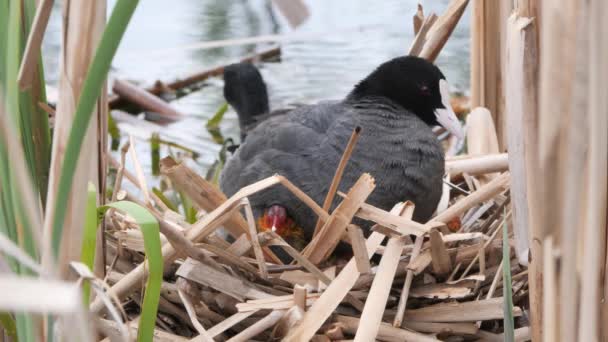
502, 209, 514, 342
50, 0, 140, 257
151, 188, 178, 212
0, 312, 17, 341
98, 201, 162, 342
206, 102, 228, 128
81, 183, 99, 304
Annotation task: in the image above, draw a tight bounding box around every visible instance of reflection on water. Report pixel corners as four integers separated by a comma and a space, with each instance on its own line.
42, 0, 470, 182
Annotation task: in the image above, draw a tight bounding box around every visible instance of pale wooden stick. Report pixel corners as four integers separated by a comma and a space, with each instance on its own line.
17, 0, 55, 90
393, 229, 424, 327
542, 236, 556, 342
354, 203, 413, 341
127, 135, 152, 206
486, 259, 503, 299
226, 310, 285, 342
313, 126, 361, 237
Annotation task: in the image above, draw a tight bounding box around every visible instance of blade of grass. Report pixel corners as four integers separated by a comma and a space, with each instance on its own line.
206, 102, 228, 128
49, 0, 140, 258
99, 201, 162, 342
0, 313, 17, 341
150, 133, 160, 176
81, 183, 99, 303
151, 188, 178, 212
502, 209, 514, 342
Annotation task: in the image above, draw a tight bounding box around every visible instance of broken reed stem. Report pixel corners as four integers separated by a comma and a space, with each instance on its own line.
430, 172, 510, 226
354, 203, 412, 341
177, 289, 214, 341
17, 0, 55, 90
313, 126, 361, 237
241, 198, 268, 279
226, 310, 285, 342
393, 230, 424, 327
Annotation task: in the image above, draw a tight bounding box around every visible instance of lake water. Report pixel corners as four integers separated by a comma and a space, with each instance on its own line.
42, 0, 470, 183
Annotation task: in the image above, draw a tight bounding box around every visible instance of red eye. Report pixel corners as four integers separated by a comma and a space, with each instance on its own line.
420, 85, 431, 96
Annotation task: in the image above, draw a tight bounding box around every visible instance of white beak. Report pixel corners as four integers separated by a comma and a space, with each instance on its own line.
434, 79, 464, 139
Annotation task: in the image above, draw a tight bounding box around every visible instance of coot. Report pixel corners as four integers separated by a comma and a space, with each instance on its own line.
220, 56, 463, 243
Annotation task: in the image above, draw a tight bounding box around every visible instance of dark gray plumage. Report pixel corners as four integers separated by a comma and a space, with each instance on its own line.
220, 57, 461, 242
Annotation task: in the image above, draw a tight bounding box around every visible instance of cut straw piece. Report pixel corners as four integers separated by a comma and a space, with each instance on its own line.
313, 126, 361, 237
429, 230, 452, 277
445, 153, 508, 177
303, 173, 375, 264
402, 297, 522, 322
356, 202, 430, 236
241, 198, 268, 279
354, 202, 413, 341
204, 310, 258, 339
226, 310, 285, 342
393, 234, 424, 327
178, 289, 214, 341
337, 315, 439, 342
176, 258, 271, 302
294, 285, 307, 311
409, 13, 438, 56
418, 0, 470, 62
284, 201, 397, 341
413, 4, 425, 35
429, 172, 510, 226
347, 225, 371, 274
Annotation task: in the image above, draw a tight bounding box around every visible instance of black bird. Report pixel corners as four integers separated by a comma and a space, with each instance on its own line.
220, 57, 463, 245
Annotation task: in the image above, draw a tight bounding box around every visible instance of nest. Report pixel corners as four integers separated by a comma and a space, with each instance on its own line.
97, 117, 527, 341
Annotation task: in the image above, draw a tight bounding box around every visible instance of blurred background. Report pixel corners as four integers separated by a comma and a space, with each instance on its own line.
42, 0, 471, 178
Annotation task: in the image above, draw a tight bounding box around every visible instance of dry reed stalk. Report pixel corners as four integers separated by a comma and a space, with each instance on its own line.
392, 234, 423, 327
112, 79, 183, 122
203, 311, 257, 339
338, 315, 439, 342
293, 285, 307, 311
241, 198, 268, 279
408, 14, 438, 56
177, 289, 214, 341
42, 0, 105, 275
445, 153, 508, 177
303, 173, 375, 264
354, 203, 413, 341
429, 230, 452, 277
176, 258, 271, 301
17, 0, 55, 90
470, 0, 505, 149
284, 203, 402, 341
465, 108, 500, 183
226, 310, 285, 342
403, 321, 478, 335
346, 225, 371, 274
418, 0, 470, 62
505, 10, 539, 266
313, 126, 361, 237
542, 236, 556, 342
578, 1, 608, 340
402, 297, 522, 322
413, 4, 424, 35
429, 172, 509, 226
